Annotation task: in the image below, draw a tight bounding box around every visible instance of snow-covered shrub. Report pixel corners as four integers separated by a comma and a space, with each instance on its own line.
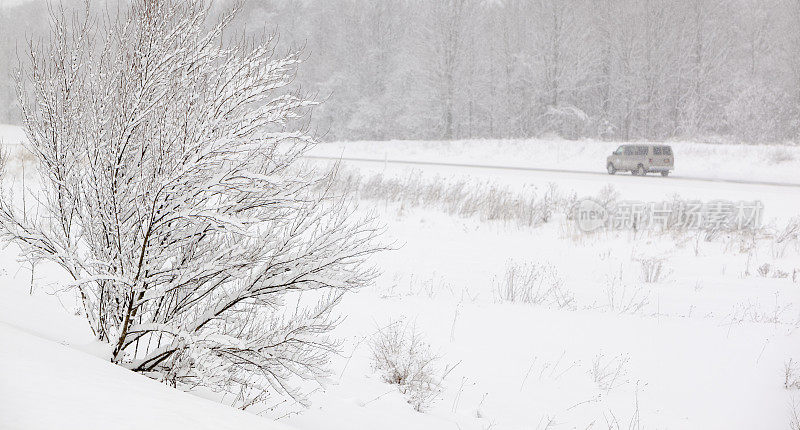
369, 321, 443, 412
758, 263, 772, 277
591, 353, 630, 392
770, 218, 800, 259
0, 144, 37, 176
659, 195, 691, 236
768, 147, 795, 164
635, 256, 669, 283
786, 359, 800, 390
659, 195, 765, 242
0, 1, 383, 406
538, 183, 574, 223
777, 217, 800, 245
757, 263, 791, 279
542, 104, 592, 140
595, 184, 620, 209
604, 270, 649, 314
494, 261, 575, 310
727, 298, 795, 325
601, 394, 643, 430
559, 190, 579, 222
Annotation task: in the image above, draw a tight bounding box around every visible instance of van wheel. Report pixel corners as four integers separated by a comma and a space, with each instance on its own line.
607, 163, 616, 175
634, 164, 645, 176
661, 171, 669, 177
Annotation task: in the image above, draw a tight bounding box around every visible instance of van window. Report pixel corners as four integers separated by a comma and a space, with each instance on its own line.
662, 146, 672, 155
635, 146, 648, 155
623, 146, 633, 156
653, 147, 662, 155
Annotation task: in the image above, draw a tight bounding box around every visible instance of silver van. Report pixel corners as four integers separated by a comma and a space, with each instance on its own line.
606, 144, 673, 176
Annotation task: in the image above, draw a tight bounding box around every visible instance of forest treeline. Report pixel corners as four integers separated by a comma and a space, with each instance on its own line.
1, 0, 798, 143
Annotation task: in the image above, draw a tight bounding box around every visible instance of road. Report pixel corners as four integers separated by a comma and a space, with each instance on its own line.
304, 155, 800, 189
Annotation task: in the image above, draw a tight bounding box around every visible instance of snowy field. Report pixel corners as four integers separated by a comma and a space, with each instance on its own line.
2, 124, 800, 429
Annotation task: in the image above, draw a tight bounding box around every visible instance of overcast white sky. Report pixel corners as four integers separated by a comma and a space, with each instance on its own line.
0, 0, 32, 7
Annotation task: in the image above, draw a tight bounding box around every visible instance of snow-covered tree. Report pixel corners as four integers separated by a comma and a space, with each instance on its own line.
0, 0, 382, 406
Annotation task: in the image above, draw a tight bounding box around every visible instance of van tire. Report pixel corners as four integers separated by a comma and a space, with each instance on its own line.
634, 164, 645, 176
661, 171, 669, 177
607, 163, 616, 175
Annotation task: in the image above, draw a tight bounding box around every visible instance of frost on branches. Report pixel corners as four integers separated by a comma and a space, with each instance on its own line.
0, 1, 383, 406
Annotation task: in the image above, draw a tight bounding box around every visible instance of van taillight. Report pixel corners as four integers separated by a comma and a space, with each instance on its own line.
648, 158, 653, 163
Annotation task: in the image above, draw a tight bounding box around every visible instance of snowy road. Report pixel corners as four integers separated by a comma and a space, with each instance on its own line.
304, 155, 800, 188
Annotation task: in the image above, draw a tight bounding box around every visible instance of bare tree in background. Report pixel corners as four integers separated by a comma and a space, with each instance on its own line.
530, 0, 594, 138
421, 0, 478, 140
0, 0, 382, 407
783, 0, 800, 141
2, 0, 799, 142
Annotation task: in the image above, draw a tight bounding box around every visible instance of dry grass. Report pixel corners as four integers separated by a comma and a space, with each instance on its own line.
330, 168, 569, 228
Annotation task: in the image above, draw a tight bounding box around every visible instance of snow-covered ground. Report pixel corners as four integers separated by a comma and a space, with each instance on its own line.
0, 285, 290, 430
302, 206, 799, 429
2, 124, 800, 429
